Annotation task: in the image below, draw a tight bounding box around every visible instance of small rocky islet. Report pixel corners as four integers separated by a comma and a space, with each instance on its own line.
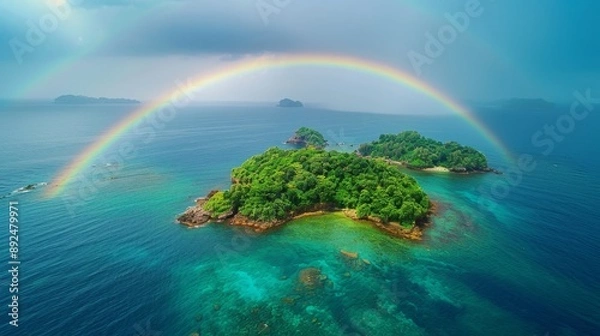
285, 127, 328, 149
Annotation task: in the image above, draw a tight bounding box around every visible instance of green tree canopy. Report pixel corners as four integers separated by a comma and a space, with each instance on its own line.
290, 127, 328, 148
358, 131, 488, 171
204, 147, 430, 226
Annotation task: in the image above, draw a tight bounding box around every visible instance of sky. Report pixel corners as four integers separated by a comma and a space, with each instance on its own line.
0, 0, 598, 113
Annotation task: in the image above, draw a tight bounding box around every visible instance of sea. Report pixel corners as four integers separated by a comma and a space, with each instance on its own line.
0, 102, 598, 335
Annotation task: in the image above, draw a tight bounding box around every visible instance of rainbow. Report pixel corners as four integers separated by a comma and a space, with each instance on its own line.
46, 53, 512, 197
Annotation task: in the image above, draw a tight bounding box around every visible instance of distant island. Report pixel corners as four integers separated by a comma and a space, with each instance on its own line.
358, 131, 497, 173
277, 98, 303, 108
178, 147, 431, 240
54, 95, 141, 104
497, 98, 555, 111
285, 127, 328, 148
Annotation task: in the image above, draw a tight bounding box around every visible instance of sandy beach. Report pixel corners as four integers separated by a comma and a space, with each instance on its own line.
422, 166, 450, 173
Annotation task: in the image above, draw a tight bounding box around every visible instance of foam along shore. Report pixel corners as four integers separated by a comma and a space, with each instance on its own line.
1, 182, 48, 199
422, 166, 451, 173
177, 191, 432, 241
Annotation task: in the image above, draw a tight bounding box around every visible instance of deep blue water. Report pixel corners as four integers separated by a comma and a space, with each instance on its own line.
0, 103, 598, 335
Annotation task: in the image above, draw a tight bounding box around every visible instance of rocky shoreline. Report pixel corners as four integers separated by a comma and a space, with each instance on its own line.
284, 134, 308, 146
177, 190, 434, 241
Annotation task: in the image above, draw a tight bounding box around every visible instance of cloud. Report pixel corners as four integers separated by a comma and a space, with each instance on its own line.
69, 0, 174, 9
1, 0, 598, 101
97, 10, 298, 56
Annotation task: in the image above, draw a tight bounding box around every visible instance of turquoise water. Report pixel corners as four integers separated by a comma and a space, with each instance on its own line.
0, 104, 598, 335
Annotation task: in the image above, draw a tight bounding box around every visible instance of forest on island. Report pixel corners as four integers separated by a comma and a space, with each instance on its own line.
204, 147, 430, 226
292, 127, 328, 148
358, 131, 488, 171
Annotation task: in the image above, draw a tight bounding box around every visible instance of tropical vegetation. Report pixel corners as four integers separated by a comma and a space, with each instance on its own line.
288, 127, 328, 148
358, 131, 488, 171
204, 147, 430, 226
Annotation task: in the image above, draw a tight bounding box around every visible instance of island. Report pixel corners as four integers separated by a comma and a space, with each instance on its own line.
277, 98, 303, 108
358, 131, 496, 173
178, 147, 432, 240
54, 95, 141, 104
285, 127, 328, 148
